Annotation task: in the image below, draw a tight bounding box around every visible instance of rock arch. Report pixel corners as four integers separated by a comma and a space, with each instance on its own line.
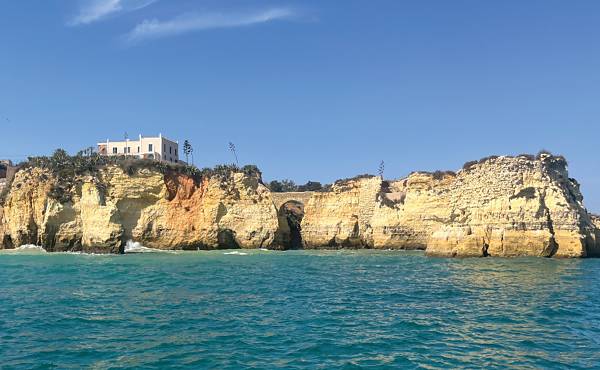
270, 192, 314, 250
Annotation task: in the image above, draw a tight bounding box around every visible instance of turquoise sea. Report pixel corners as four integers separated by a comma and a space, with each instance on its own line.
1, 249, 599, 369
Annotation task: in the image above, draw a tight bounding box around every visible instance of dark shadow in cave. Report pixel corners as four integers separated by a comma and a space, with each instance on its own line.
279, 200, 305, 250
218, 229, 240, 249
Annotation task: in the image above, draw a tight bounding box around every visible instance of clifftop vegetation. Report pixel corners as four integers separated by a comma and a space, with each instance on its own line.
0, 149, 572, 205
462, 151, 567, 172
268, 179, 331, 193
0, 149, 263, 205
409, 170, 457, 180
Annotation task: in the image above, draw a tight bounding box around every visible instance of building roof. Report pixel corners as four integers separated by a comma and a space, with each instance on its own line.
97, 134, 178, 145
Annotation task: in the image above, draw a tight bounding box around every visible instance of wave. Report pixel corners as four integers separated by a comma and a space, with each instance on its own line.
15, 245, 47, 253
124, 240, 172, 254
223, 251, 249, 255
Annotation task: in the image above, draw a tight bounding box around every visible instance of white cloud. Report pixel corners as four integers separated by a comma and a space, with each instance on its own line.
123, 8, 295, 44
70, 0, 158, 26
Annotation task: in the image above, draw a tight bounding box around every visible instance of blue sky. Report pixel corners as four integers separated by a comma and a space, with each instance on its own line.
1, 1, 599, 211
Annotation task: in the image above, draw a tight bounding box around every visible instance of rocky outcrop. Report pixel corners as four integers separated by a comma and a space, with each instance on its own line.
1, 153, 598, 257
0, 165, 278, 253
300, 155, 599, 257
271, 192, 314, 250
591, 214, 600, 248
591, 214, 600, 228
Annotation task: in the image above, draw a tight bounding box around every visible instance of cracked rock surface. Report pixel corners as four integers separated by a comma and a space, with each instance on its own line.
1, 154, 598, 257
300, 155, 599, 257
0, 166, 278, 253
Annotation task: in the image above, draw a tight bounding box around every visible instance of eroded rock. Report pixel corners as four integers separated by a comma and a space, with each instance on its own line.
0, 166, 278, 253
300, 155, 599, 257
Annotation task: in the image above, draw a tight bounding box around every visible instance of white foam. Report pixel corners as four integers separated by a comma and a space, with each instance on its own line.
15, 244, 47, 253
223, 251, 249, 255
124, 240, 169, 254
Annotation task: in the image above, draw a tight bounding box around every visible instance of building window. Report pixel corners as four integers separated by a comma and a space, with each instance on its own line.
137, 146, 140, 153
164, 154, 166, 160
113, 147, 117, 154
164, 144, 166, 151
175, 149, 178, 156
127, 147, 131, 154
149, 144, 153, 152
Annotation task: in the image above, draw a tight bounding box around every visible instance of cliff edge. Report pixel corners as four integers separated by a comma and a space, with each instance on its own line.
300, 154, 599, 257
0, 157, 277, 253
1, 152, 598, 257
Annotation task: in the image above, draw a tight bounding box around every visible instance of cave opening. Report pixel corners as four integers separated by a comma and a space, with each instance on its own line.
218, 229, 240, 249
279, 200, 305, 250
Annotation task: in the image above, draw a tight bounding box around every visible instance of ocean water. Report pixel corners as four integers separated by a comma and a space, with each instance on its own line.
1, 249, 599, 369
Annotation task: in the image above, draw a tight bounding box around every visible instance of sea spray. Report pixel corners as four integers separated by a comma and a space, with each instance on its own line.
223, 251, 249, 255
124, 240, 175, 254
14, 245, 47, 253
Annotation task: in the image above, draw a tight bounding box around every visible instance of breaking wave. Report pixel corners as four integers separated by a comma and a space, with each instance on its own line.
15, 245, 47, 253
223, 251, 249, 255
124, 240, 171, 254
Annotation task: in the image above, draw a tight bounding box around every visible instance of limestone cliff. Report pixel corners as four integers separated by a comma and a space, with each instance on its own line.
300, 155, 599, 257
1, 153, 598, 258
0, 165, 278, 253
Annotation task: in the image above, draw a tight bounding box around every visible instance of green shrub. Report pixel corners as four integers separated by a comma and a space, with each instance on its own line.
268, 179, 327, 193
478, 155, 499, 164
320, 184, 333, 192
334, 174, 375, 187
16, 149, 262, 202
536, 149, 552, 159
409, 170, 456, 179
242, 165, 261, 177
462, 160, 478, 171
517, 154, 535, 161
462, 152, 570, 172
431, 170, 456, 180
268, 179, 297, 192
534, 150, 568, 167
297, 181, 323, 192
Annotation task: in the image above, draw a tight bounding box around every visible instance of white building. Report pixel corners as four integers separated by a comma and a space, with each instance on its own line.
97, 134, 180, 163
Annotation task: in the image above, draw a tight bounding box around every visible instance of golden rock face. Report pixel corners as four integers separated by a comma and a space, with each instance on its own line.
0, 166, 278, 253
0, 155, 598, 257
300, 156, 599, 258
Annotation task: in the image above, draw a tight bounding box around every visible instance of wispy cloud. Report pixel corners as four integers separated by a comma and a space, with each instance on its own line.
123, 8, 295, 44
70, 0, 158, 26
